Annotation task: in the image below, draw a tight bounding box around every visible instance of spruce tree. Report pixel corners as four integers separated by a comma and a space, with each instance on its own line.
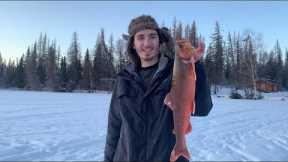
0, 52, 4, 87
242, 35, 257, 98
5, 59, 16, 87
15, 55, 26, 88
92, 29, 111, 89
210, 21, 224, 93
274, 40, 283, 84
190, 21, 198, 47
67, 32, 82, 91
26, 43, 40, 90
58, 56, 68, 91
107, 34, 116, 78
82, 49, 92, 90
225, 32, 234, 85
204, 43, 216, 88
283, 50, 288, 90
46, 41, 58, 90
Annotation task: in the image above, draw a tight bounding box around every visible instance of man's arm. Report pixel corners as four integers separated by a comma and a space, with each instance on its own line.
193, 61, 213, 116
104, 81, 122, 161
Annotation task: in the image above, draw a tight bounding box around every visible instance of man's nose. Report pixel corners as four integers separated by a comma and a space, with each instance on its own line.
143, 38, 152, 47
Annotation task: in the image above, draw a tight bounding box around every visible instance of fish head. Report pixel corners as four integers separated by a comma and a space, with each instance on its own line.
176, 39, 205, 63
175, 39, 195, 62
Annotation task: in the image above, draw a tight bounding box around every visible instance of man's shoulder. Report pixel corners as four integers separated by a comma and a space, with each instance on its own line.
115, 63, 136, 81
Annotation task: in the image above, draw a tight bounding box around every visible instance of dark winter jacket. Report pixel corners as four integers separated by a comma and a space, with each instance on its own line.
104, 54, 213, 162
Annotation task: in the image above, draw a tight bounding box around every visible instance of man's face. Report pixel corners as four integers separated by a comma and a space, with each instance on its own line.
133, 29, 160, 65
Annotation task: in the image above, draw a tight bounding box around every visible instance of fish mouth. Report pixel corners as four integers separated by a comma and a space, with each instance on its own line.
175, 39, 194, 61
177, 46, 194, 61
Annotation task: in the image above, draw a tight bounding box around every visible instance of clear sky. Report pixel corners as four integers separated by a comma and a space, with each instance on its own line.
1, 1, 288, 61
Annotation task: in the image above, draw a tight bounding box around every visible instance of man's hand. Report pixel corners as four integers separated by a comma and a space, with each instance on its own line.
176, 38, 205, 64
193, 39, 205, 63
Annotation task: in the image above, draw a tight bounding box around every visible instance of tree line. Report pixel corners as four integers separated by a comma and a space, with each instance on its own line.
0, 29, 129, 92
170, 19, 288, 99
203, 22, 288, 98
0, 19, 288, 97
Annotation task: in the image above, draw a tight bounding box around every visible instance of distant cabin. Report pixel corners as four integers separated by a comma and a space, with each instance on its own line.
256, 79, 280, 92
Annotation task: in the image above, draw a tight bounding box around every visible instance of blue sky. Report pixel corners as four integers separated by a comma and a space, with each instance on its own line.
1, 1, 288, 61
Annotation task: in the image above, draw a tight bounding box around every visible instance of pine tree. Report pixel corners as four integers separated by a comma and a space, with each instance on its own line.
176, 21, 183, 39
225, 32, 234, 85
0, 52, 4, 87
37, 33, 48, 61
242, 35, 258, 99
36, 33, 48, 88
266, 50, 277, 80
283, 50, 288, 90
82, 49, 92, 90
190, 21, 198, 47
204, 43, 216, 89
25, 43, 40, 90
93, 33, 103, 89
42, 34, 49, 61
37, 53, 47, 87
58, 56, 68, 91
107, 34, 116, 78
67, 32, 82, 91
234, 33, 243, 90
15, 55, 26, 88
46, 41, 58, 90
264, 41, 283, 83
5, 59, 17, 87
92, 29, 111, 90
210, 21, 224, 93
38, 33, 43, 58
184, 24, 190, 41
274, 40, 283, 84
257, 51, 269, 79
92, 35, 100, 90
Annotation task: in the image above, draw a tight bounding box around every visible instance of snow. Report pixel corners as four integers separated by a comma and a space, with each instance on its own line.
0, 88, 288, 161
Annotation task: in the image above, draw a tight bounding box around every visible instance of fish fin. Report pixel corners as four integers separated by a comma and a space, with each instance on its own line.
190, 55, 195, 64
185, 102, 195, 134
165, 93, 176, 134
185, 122, 192, 134
191, 101, 196, 115
164, 93, 174, 111
170, 147, 190, 162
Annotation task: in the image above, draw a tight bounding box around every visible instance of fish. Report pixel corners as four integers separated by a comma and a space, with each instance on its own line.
164, 38, 205, 162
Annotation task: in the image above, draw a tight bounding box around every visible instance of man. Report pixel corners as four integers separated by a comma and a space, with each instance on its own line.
104, 15, 213, 162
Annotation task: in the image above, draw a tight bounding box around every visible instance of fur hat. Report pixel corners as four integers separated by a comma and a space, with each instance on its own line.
128, 15, 159, 36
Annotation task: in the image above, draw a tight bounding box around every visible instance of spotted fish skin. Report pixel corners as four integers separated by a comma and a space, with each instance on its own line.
164, 39, 205, 162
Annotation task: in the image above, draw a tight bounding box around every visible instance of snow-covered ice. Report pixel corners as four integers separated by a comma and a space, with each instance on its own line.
0, 88, 288, 161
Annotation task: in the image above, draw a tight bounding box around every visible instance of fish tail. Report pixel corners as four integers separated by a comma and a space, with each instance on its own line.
185, 122, 192, 134
170, 147, 190, 162
164, 93, 174, 111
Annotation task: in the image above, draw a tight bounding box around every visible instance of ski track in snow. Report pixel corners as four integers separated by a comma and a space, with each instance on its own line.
0, 89, 288, 161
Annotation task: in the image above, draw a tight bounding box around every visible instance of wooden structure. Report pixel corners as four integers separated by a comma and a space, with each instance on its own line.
256, 79, 280, 92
